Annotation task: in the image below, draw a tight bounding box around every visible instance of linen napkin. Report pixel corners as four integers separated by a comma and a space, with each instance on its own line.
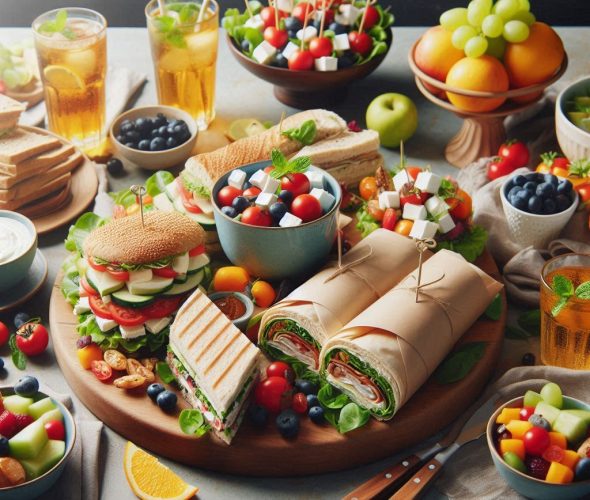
435, 365, 590, 499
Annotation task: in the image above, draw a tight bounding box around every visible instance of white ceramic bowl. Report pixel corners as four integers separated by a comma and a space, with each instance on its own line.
109, 105, 198, 170
501, 177, 579, 249
0, 211, 37, 292
556, 76, 590, 162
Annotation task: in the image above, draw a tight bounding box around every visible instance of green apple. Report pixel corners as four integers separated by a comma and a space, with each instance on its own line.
365, 93, 418, 148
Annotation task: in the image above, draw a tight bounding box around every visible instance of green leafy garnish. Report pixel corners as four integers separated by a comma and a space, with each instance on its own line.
569, 159, 590, 178
505, 325, 532, 339
438, 178, 457, 200
318, 383, 349, 409
576, 281, 590, 299
269, 149, 311, 179
146, 170, 175, 197
281, 120, 317, 146
338, 402, 370, 434
180, 172, 210, 199
484, 293, 502, 321
9, 335, 26, 370
64, 212, 106, 254
39, 9, 76, 40
518, 309, 541, 336
436, 225, 488, 263
551, 275, 590, 316
179, 409, 209, 437
435, 342, 486, 384
291, 361, 322, 386
317, 382, 371, 433
156, 362, 176, 384
355, 203, 380, 238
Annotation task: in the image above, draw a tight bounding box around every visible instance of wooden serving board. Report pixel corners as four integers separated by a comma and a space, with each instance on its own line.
49, 250, 505, 477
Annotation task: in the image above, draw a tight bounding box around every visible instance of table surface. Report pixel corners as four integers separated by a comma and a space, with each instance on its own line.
0, 25, 588, 500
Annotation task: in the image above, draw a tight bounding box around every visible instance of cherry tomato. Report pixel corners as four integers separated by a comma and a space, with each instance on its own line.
519, 406, 535, 421
241, 206, 272, 226
362, 5, 380, 30
44, 420, 65, 440
291, 194, 322, 222
106, 266, 129, 282
405, 167, 423, 180
89, 295, 113, 320
182, 200, 203, 214
367, 199, 384, 221
213, 266, 250, 292
577, 183, 590, 207
487, 156, 517, 181
542, 445, 564, 463
16, 321, 49, 357
264, 166, 275, 174
309, 36, 333, 58
292, 2, 314, 22
152, 266, 177, 278
552, 167, 570, 179
80, 277, 98, 296
288, 49, 314, 71
359, 176, 378, 200
264, 27, 288, 49
141, 297, 182, 319
254, 376, 293, 413
77, 343, 103, 370
498, 140, 530, 169
400, 187, 429, 207
218, 186, 243, 207
260, 6, 284, 27
251, 280, 276, 308
292, 392, 308, 414
188, 244, 205, 257
536, 152, 569, 174
394, 219, 413, 236
0, 322, 9, 348
243, 186, 261, 198
107, 303, 147, 327
87, 256, 107, 272
382, 208, 398, 231
91, 360, 113, 382
281, 173, 310, 197
266, 361, 294, 381
445, 189, 472, 220
524, 427, 550, 456
348, 31, 373, 56
316, 8, 334, 24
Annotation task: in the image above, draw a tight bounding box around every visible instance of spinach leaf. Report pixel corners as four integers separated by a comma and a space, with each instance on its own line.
156, 362, 176, 384
9, 335, 26, 370
318, 383, 349, 409
435, 342, 486, 384
484, 293, 502, 321
436, 225, 488, 263
179, 409, 209, 437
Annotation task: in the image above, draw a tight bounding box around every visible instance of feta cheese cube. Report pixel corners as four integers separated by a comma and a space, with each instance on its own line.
262, 175, 280, 194
314, 56, 338, 72
172, 252, 189, 275
310, 188, 336, 212
415, 172, 442, 194
333, 33, 350, 51
128, 268, 153, 283
244, 14, 264, 30
296, 26, 318, 42
228, 169, 247, 190
378, 191, 400, 210
425, 196, 449, 217
410, 220, 439, 240
276, 0, 294, 13
279, 212, 302, 227
145, 316, 172, 335
393, 169, 415, 191
95, 316, 117, 333
402, 203, 427, 221
120, 324, 146, 340
438, 213, 456, 234
282, 41, 299, 60
335, 4, 360, 25
253, 41, 276, 65
255, 192, 278, 209
73, 297, 90, 315
305, 170, 325, 190
249, 169, 269, 189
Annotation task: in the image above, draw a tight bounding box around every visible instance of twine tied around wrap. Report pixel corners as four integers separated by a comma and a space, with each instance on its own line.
131, 184, 147, 228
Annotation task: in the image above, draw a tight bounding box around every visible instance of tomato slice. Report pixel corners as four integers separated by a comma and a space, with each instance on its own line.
106, 266, 130, 282
81, 277, 98, 296
141, 297, 182, 319
152, 266, 177, 278
88, 256, 107, 272
108, 303, 147, 327
189, 244, 205, 257
91, 360, 112, 382
89, 295, 113, 319
182, 199, 203, 214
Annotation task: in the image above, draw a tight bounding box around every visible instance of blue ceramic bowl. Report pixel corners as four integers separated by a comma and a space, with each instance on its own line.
0, 387, 76, 499
487, 395, 590, 499
212, 161, 341, 280
0, 211, 37, 292
208, 291, 254, 331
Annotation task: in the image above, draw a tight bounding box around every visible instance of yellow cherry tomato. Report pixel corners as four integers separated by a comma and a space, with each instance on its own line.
394, 219, 414, 236
359, 176, 378, 201
552, 167, 570, 179
126, 203, 140, 215
213, 266, 250, 292
77, 344, 104, 370
251, 280, 276, 308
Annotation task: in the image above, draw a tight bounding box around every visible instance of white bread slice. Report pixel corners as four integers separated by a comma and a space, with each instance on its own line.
323, 152, 384, 187
0, 150, 82, 189
0, 172, 71, 210
0, 142, 75, 176
0, 94, 26, 131
19, 180, 72, 219
184, 109, 346, 190
292, 129, 380, 165
0, 128, 61, 163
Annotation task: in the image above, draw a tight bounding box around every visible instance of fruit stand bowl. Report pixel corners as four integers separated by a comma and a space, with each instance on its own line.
408, 39, 568, 168
226, 30, 392, 109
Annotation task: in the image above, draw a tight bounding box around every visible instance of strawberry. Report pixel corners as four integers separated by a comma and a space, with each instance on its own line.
0, 411, 18, 439
13, 414, 34, 433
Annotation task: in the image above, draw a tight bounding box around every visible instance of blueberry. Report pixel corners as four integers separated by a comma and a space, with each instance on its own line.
511, 195, 527, 211
508, 186, 522, 199
153, 113, 167, 129
158, 125, 169, 137
150, 128, 160, 139
523, 181, 537, 192
166, 126, 177, 137
273, 52, 289, 68
150, 137, 166, 151
276, 409, 300, 438
116, 134, 126, 144
284, 16, 302, 31
528, 413, 551, 431
168, 119, 180, 128
328, 22, 347, 35
147, 383, 165, 402
555, 194, 571, 212
120, 121, 135, 134
505, 179, 515, 190
278, 190, 293, 205
528, 195, 542, 214
138, 139, 150, 151
125, 130, 141, 143
15, 376, 39, 397
338, 51, 356, 69
536, 182, 555, 199
542, 198, 557, 214
576, 458, 590, 481
135, 117, 153, 136
0, 437, 8, 457
544, 173, 558, 186
0, 359, 4, 371
294, 379, 317, 395
156, 390, 177, 412
106, 158, 124, 176
516, 189, 531, 203
14, 312, 30, 329
306, 394, 320, 407
166, 137, 178, 149
521, 352, 536, 366
525, 172, 543, 183
513, 174, 527, 186
241, 39, 251, 52
287, 29, 298, 39
248, 404, 268, 427
269, 202, 288, 222
221, 206, 238, 218
124, 142, 137, 149
557, 179, 573, 195
232, 196, 250, 213
308, 406, 325, 424
76, 335, 92, 349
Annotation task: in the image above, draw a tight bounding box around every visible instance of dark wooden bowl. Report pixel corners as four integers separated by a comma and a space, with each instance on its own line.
226, 29, 393, 109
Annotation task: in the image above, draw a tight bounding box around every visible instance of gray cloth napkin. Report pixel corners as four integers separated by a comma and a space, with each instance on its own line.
435, 366, 590, 499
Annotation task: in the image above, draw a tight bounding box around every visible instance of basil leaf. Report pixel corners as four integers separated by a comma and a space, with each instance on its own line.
552, 296, 569, 317
576, 281, 590, 300
281, 120, 317, 146
9, 335, 26, 370
518, 309, 541, 336
39, 21, 57, 34
338, 402, 370, 434
505, 325, 531, 340
179, 409, 209, 436
156, 362, 175, 384
484, 293, 502, 321
435, 342, 486, 384
552, 275, 574, 298
436, 225, 487, 263
318, 383, 349, 409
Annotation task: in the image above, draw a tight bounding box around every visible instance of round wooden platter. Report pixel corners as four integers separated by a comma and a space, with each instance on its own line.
49, 250, 506, 477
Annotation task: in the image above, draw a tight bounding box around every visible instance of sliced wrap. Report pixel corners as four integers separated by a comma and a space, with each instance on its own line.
258, 230, 428, 371
321, 250, 502, 420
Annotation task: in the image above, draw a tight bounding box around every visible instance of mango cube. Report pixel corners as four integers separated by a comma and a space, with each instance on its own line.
496, 408, 522, 425
28, 398, 57, 420
560, 449, 581, 470
549, 431, 568, 449
500, 439, 525, 461
546, 461, 574, 484
20, 440, 65, 480
9, 419, 48, 460
506, 420, 533, 439
2, 395, 34, 415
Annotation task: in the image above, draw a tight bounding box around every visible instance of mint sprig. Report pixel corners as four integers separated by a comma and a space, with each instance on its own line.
281, 120, 317, 146
154, 15, 187, 49
39, 9, 76, 40
269, 149, 311, 179
551, 274, 590, 317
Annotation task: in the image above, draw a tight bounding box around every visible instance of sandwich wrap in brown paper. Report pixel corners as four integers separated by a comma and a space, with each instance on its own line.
258, 229, 430, 370
321, 249, 503, 420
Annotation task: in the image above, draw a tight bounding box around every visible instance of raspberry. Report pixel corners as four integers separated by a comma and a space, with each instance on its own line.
525, 456, 550, 480
347, 120, 362, 133
13, 414, 33, 432
0, 411, 18, 439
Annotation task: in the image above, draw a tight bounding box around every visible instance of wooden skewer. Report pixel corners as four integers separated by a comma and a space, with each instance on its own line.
244, 0, 253, 18
300, 2, 311, 50
273, 0, 279, 29
319, 0, 327, 38
197, 0, 211, 23
358, 0, 370, 34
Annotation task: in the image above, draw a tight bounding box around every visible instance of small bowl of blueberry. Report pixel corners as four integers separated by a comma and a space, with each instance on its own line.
109, 105, 198, 170
501, 172, 579, 249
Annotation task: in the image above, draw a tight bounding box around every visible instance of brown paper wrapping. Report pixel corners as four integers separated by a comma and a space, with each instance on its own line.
321, 249, 503, 419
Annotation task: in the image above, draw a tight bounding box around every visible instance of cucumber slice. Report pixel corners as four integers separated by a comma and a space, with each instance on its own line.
153, 192, 174, 212
165, 180, 179, 201
163, 270, 204, 296
187, 253, 210, 274
112, 289, 155, 308
173, 198, 216, 229
86, 268, 125, 297
128, 276, 174, 296
174, 273, 188, 284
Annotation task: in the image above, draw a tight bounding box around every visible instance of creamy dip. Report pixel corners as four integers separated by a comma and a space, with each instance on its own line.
0, 218, 31, 264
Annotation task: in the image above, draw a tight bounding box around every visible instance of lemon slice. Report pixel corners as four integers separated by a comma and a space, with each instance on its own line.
43, 65, 84, 90
227, 118, 268, 142
123, 442, 198, 500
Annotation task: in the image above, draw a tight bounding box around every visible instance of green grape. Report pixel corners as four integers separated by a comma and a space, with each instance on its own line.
482, 14, 504, 38
2, 68, 20, 89
493, 0, 520, 20
464, 36, 488, 58
503, 20, 530, 43
467, 1, 489, 27
486, 35, 506, 58
452, 25, 478, 50
518, 0, 531, 12
440, 8, 469, 31
540, 382, 563, 409
512, 10, 536, 26
474, 0, 493, 10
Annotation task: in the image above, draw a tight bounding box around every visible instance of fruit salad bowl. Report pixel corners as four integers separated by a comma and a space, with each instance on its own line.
226, 29, 392, 109
408, 39, 568, 168
556, 76, 590, 162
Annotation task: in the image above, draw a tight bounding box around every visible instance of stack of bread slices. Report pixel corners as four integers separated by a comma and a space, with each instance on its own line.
0, 94, 83, 218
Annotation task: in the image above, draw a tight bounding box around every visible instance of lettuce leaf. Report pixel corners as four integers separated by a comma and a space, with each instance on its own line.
355, 203, 379, 238
64, 212, 106, 254
146, 170, 175, 197
437, 225, 488, 263
61, 254, 81, 306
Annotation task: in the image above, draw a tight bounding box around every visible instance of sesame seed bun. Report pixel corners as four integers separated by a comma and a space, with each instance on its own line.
83, 211, 205, 264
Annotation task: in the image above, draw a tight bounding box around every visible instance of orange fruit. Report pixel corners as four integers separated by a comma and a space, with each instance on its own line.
445, 55, 509, 113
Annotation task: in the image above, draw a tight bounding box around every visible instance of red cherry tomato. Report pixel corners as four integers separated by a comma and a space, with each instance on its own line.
519, 406, 535, 421
550, 157, 570, 173
264, 26, 288, 49
241, 206, 272, 227
266, 361, 294, 381
487, 156, 517, 181
498, 140, 530, 169
281, 173, 310, 197
44, 420, 65, 440
243, 186, 262, 198
542, 445, 565, 463
264, 166, 275, 174
445, 189, 472, 220
0, 322, 9, 348
141, 297, 182, 319
218, 186, 243, 207
291, 194, 322, 222
80, 277, 98, 296
87, 256, 107, 272
348, 31, 373, 56
188, 244, 205, 257
382, 208, 398, 231
260, 6, 283, 27
405, 167, 423, 180
15, 321, 49, 357
182, 199, 203, 214
89, 295, 113, 320
288, 49, 314, 71
399, 186, 429, 207
292, 392, 308, 414
576, 183, 590, 206
292, 2, 314, 22
107, 303, 147, 327
317, 8, 334, 25
254, 376, 293, 413
309, 37, 333, 58
362, 5, 380, 30
91, 360, 113, 382
524, 427, 550, 456
106, 266, 130, 282
152, 266, 177, 278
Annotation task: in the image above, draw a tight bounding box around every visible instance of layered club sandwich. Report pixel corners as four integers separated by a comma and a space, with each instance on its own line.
167, 288, 261, 444
70, 211, 211, 353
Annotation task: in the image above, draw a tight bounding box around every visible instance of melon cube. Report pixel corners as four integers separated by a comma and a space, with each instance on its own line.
561, 409, 590, 426
500, 439, 525, 461
20, 440, 65, 480
553, 412, 588, 444
9, 419, 48, 459
548, 431, 567, 449
535, 401, 560, 426
496, 407, 522, 425
546, 461, 574, 484
506, 420, 533, 439
524, 390, 543, 408
39, 408, 63, 424
561, 449, 580, 470
3, 395, 34, 415
28, 398, 57, 420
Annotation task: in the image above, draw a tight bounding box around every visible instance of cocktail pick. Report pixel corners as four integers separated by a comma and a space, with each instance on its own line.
413, 238, 437, 303
273, 0, 279, 31
319, 0, 327, 38
244, 0, 253, 18
131, 184, 147, 228
300, 1, 312, 51
358, 0, 376, 35
197, 0, 211, 23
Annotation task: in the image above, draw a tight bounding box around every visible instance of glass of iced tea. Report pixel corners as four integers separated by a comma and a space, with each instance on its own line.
32, 8, 107, 158
146, 0, 219, 130
540, 253, 590, 369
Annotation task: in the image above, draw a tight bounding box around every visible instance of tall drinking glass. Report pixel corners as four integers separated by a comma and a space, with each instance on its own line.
32, 8, 107, 158
146, 0, 219, 130
540, 253, 590, 369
